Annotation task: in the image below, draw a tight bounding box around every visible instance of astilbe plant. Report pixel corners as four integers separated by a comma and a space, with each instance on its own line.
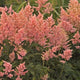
0, 0, 80, 80
60, 0, 80, 48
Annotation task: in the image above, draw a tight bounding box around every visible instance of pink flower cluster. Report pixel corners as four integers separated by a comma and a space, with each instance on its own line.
60, 0, 80, 30
42, 46, 59, 61
59, 49, 72, 61
17, 48, 27, 60
60, 20, 76, 33
34, 0, 53, 13
42, 47, 72, 63
0, 0, 69, 49
0, 61, 14, 78
48, 25, 69, 48
0, 72, 4, 77
9, 51, 15, 62
0, 61, 28, 80
71, 31, 80, 49
41, 74, 48, 80
15, 62, 28, 80
72, 31, 80, 44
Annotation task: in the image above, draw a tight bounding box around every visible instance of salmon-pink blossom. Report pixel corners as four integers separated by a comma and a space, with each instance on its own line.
15, 62, 28, 76
41, 74, 48, 80
17, 54, 23, 60
59, 49, 72, 61
60, 60, 66, 64
0, 72, 4, 77
42, 46, 58, 61
7, 74, 13, 78
35, 0, 48, 10
60, 0, 80, 30
3, 61, 14, 74
9, 51, 15, 62
75, 46, 80, 49
72, 31, 80, 44
18, 49, 27, 57
60, 20, 76, 33
16, 76, 22, 80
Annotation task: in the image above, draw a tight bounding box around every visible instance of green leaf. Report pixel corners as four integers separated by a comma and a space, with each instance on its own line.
16, 1, 27, 12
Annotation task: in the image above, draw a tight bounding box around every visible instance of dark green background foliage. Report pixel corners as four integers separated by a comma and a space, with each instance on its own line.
0, 0, 80, 80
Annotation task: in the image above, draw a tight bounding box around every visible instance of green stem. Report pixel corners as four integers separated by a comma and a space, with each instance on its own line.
16, 1, 27, 12
62, 0, 64, 6
55, 6, 68, 9
53, 9, 60, 17
43, 60, 44, 66
59, 64, 64, 79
